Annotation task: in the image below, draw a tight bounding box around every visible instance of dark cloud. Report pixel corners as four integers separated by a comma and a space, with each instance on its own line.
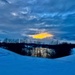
0, 0, 75, 42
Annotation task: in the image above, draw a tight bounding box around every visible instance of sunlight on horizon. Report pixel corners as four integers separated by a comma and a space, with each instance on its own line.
29, 32, 54, 39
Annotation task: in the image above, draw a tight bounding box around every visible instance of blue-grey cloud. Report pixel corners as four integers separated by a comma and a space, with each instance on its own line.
0, 0, 75, 42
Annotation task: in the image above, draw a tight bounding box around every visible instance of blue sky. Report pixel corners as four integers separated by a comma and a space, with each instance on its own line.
0, 0, 75, 42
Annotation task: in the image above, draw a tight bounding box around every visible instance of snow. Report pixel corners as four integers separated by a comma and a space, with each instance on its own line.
0, 48, 75, 75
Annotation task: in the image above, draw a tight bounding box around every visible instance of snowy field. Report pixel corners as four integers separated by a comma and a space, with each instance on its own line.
0, 48, 75, 75
0, 0, 75, 75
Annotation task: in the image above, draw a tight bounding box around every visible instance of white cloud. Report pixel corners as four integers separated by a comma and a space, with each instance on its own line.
11, 12, 18, 17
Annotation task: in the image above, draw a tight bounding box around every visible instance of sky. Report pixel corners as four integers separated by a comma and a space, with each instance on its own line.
0, 0, 75, 42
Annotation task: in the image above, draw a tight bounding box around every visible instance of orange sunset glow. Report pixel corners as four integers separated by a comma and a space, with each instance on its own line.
29, 32, 54, 39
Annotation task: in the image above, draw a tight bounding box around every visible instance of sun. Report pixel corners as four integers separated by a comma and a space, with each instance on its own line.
29, 32, 54, 39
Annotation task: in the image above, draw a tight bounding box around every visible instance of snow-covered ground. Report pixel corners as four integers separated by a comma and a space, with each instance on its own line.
0, 48, 75, 75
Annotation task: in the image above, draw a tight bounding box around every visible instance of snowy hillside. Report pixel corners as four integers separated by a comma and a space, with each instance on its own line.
0, 0, 75, 74
0, 48, 75, 75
